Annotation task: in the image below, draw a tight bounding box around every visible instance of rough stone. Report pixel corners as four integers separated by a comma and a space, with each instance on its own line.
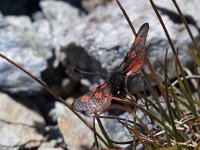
102, 112, 132, 148
0, 121, 43, 149
38, 140, 63, 150
1, 0, 198, 93
4, 16, 32, 30
0, 12, 3, 21
57, 0, 198, 90
154, 0, 200, 30
40, 0, 84, 67
53, 102, 94, 150
0, 16, 53, 94
82, 0, 113, 12
0, 92, 45, 149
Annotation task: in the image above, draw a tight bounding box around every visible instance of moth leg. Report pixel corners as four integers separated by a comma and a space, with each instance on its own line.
125, 75, 137, 101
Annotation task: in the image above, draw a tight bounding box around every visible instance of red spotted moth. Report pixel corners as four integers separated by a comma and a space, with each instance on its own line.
72, 23, 149, 114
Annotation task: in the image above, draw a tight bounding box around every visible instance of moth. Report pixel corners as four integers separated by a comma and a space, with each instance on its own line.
72, 23, 149, 114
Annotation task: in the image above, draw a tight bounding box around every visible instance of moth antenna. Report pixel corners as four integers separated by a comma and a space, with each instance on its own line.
73, 68, 108, 77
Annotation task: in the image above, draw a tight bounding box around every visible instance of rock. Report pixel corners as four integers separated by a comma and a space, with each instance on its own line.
38, 140, 63, 150
102, 112, 132, 147
1, 0, 197, 94
82, 0, 113, 12
32, 11, 45, 21
40, 1, 82, 27
0, 15, 53, 94
0, 121, 43, 149
0, 12, 3, 21
52, 102, 137, 149
39, 0, 83, 42
0, 92, 45, 149
0, 92, 45, 127
4, 16, 32, 29
56, 0, 199, 90
154, 0, 200, 30
52, 102, 94, 150
40, 0, 84, 67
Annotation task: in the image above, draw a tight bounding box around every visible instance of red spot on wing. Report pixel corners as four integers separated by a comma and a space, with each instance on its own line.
134, 36, 140, 46
128, 51, 136, 58
125, 50, 145, 73
81, 95, 90, 102
100, 83, 107, 89
94, 92, 103, 100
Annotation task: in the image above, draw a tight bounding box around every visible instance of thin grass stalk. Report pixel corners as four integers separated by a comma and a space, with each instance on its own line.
174, 49, 197, 113
167, 82, 182, 119
171, 0, 199, 54
98, 114, 163, 146
0, 53, 110, 146
131, 112, 160, 148
164, 70, 183, 119
95, 113, 115, 148
132, 90, 171, 125
93, 116, 99, 149
132, 108, 137, 150
140, 70, 171, 122
116, 0, 171, 131
174, 50, 200, 135
164, 49, 182, 146
146, 58, 167, 99
116, 0, 136, 35
133, 92, 160, 114
115, 1, 175, 147
125, 129, 156, 149
164, 49, 175, 146
189, 48, 200, 67
128, 126, 152, 150
112, 97, 176, 137
97, 117, 136, 145
117, 0, 167, 103
148, 0, 197, 118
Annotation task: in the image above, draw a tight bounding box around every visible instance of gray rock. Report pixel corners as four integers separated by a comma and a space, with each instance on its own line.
82, 0, 113, 12
1, 0, 197, 94
154, 0, 200, 29
38, 140, 63, 150
0, 16, 53, 94
0, 121, 43, 149
32, 11, 45, 21
4, 15, 32, 30
0, 12, 3, 21
40, 0, 84, 67
0, 92, 45, 149
55, 0, 199, 89
40, 1, 82, 27
102, 112, 132, 148
53, 102, 94, 150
